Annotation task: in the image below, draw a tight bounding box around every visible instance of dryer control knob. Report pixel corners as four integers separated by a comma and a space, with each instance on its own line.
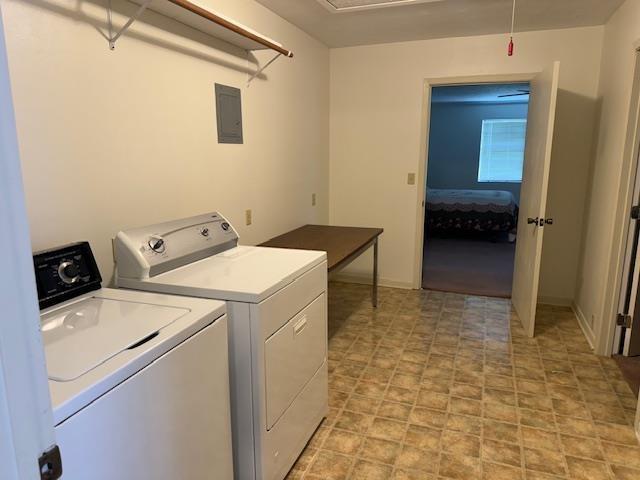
148, 235, 166, 253
221, 222, 230, 231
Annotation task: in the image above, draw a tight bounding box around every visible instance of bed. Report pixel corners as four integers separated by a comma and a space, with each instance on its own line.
425, 188, 519, 236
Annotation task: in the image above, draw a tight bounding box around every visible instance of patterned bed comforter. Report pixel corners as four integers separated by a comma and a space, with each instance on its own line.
426, 188, 519, 235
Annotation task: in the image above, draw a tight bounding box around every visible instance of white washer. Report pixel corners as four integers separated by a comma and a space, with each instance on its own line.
114, 212, 328, 480
34, 242, 233, 480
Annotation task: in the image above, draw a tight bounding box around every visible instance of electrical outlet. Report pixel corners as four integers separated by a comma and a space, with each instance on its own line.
312, 193, 317, 206
245, 209, 252, 226
407, 173, 416, 185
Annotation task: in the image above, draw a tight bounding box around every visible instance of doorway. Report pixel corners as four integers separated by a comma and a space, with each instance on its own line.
611, 51, 640, 365
614, 143, 640, 359
414, 64, 561, 338
421, 83, 530, 298
608, 50, 640, 414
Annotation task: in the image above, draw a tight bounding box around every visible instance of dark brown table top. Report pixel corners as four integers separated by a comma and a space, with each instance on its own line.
260, 225, 383, 272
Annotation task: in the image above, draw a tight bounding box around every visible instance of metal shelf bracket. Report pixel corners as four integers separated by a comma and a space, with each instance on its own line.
247, 53, 282, 86
107, 0, 153, 50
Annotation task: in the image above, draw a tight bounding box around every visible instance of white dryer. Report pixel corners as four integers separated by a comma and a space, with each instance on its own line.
114, 212, 328, 480
34, 242, 233, 480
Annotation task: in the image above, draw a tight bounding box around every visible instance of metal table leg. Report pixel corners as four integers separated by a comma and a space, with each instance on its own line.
372, 237, 378, 308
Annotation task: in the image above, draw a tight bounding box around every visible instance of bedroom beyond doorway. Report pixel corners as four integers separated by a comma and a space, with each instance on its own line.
422, 83, 530, 298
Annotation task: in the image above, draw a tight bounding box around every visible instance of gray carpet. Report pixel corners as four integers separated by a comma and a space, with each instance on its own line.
422, 237, 516, 298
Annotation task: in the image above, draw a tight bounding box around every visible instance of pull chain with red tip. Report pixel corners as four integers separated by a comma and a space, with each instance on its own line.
508, 0, 516, 56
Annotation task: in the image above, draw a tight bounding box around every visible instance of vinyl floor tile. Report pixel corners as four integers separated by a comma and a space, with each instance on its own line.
288, 283, 640, 479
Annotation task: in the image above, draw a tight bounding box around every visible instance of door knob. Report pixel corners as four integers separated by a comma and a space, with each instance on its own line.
544, 218, 554, 225
527, 217, 539, 225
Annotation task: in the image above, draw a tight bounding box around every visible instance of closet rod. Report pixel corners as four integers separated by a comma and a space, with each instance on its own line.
167, 0, 294, 58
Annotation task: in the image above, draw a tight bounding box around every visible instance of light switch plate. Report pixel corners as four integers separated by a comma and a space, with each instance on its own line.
245, 209, 252, 226
407, 173, 416, 185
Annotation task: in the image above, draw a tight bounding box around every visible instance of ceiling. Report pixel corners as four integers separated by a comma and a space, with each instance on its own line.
432, 83, 530, 104
254, 0, 624, 48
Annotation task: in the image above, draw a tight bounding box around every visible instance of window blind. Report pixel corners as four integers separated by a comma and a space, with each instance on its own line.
478, 119, 527, 183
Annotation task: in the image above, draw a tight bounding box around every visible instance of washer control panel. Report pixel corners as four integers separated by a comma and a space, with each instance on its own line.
33, 241, 102, 309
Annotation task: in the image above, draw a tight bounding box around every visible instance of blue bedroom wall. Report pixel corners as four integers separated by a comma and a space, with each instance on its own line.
427, 101, 529, 203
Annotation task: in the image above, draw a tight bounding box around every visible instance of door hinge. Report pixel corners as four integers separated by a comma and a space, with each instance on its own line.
39, 445, 62, 480
617, 313, 632, 328
631, 205, 640, 220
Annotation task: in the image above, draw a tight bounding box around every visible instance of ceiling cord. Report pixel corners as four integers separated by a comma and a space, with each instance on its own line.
508, 0, 516, 56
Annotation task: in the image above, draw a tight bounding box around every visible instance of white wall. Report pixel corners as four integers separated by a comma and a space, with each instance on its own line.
329, 27, 603, 299
575, 0, 640, 353
428, 101, 529, 203
0, 0, 329, 284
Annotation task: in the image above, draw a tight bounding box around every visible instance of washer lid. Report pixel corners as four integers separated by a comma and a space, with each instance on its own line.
42, 297, 189, 381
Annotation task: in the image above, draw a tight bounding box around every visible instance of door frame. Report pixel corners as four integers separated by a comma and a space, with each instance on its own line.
603, 47, 640, 356
412, 72, 538, 290
0, 4, 57, 478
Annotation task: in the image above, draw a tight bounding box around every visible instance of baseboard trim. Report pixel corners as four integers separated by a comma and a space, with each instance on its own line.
571, 301, 595, 349
538, 296, 572, 307
330, 272, 414, 290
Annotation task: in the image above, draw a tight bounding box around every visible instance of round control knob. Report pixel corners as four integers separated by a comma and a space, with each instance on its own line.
200, 227, 210, 237
221, 222, 230, 231
58, 261, 80, 285
148, 235, 166, 253
64, 263, 80, 278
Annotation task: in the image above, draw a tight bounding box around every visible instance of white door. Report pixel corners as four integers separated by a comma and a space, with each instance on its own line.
620, 230, 640, 356
616, 114, 640, 356
512, 62, 561, 337
0, 5, 58, 479
612, 52, 640, 357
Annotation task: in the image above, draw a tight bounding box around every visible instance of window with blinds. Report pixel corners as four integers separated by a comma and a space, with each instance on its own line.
477, 119, 527, 183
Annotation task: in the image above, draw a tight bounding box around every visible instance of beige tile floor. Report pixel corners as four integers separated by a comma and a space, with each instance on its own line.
286, 282, 640, 480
